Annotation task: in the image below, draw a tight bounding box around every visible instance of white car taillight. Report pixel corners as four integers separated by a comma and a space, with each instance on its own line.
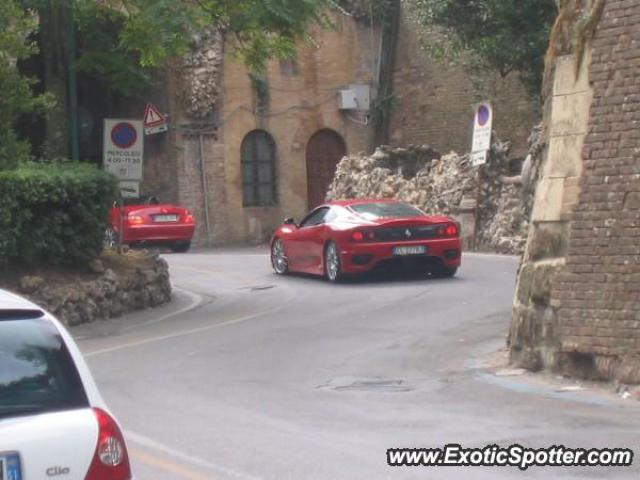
85, 408, 132, 480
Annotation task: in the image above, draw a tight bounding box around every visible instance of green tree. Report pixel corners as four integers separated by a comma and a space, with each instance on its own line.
0, 0, 51, 168
2, 0, 336, 159
408, 0, 558, 96
77, 0, 334, 73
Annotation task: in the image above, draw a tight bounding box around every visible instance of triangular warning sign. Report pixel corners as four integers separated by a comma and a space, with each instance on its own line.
144, 102, 167, 127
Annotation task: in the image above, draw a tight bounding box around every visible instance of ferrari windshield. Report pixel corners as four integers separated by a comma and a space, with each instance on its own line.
349, 202, 424, 219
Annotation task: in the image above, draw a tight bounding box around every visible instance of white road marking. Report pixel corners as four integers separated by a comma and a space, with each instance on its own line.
121, 286, 203, 333
84, 294, 295, 358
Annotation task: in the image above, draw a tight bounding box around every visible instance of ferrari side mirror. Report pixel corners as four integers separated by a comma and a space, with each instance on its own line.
284, 217, 296, 225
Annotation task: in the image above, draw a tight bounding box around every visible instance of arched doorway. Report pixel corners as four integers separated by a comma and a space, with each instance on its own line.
305, 129, 347, 209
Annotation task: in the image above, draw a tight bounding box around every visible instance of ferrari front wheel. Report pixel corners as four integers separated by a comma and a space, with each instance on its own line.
324, 241, 343, 283
271, 238, 289, 275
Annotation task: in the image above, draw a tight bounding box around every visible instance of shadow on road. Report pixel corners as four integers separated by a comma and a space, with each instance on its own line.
279, 268, 462, 287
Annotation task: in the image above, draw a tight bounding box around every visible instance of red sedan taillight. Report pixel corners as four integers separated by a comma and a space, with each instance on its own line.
184, 211, 195, 224
85, 408, 132, 480
127, 214, 144, 225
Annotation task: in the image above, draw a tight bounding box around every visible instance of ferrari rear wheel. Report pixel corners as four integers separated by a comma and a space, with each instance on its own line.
324, 241, 343, 283
434, 265, 458, 278
271, 238, 288, 275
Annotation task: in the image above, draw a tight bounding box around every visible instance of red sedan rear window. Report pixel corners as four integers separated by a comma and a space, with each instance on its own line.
349, 202, 424, 219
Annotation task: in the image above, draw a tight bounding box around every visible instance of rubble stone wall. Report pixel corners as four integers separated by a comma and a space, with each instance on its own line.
511, 0, 640, 384
16, 256, 171, 327
327, 141, 530, 254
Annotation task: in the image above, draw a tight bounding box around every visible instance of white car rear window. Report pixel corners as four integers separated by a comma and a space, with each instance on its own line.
0, 315, 89, 419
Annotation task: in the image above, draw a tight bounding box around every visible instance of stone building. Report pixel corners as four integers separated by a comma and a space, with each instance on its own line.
164, 13, 380, 245
510, 0, 640, 383
138, 3, 539, 246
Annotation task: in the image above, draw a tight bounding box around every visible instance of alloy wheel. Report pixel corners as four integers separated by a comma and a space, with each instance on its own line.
325, 242, 340, 282
271, 239, 288, 274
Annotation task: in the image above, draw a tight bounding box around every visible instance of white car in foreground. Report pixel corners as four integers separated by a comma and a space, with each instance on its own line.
0, 289, 132, 480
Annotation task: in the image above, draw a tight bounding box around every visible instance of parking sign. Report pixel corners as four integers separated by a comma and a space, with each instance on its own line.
103, 119, 144, 180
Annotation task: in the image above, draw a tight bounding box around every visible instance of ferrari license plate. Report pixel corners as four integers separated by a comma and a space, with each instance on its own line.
154, 214, 178, 222
1, 453, 22, 480
393, 245, 427, 256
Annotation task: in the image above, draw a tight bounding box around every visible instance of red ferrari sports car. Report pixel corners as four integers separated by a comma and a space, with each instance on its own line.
270, 199, 462, 282
106, 196, 196, 252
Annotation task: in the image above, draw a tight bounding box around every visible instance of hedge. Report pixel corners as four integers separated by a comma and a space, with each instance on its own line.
0, 162, 118, 267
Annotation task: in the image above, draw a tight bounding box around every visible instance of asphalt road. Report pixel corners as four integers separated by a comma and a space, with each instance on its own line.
74, 249, 640, 480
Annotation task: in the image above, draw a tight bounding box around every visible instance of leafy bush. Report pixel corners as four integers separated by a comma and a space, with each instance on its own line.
0, 162, 118, 266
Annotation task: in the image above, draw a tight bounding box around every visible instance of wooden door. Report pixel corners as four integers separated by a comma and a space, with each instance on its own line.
305, 130, 346, 209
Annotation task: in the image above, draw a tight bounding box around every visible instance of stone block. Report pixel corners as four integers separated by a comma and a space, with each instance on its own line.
553, 51, 592, 97
545, 135, 585, 178
532, 178, 565, 222
530, 263, 558, 307
528, 222, 569, 261
549, 91, 593, 137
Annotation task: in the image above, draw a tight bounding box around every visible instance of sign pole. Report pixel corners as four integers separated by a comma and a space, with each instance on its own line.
473, 165, 483, 251
470, 101, 492, 251
119, 199, 125, 254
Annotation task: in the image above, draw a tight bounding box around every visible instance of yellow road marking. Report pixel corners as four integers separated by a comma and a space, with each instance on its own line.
129, 447, 212, 480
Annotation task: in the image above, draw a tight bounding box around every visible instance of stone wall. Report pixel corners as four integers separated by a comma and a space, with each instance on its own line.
388, 7, 540, 157
510, 0, 640, 384
15, 254, 171, 327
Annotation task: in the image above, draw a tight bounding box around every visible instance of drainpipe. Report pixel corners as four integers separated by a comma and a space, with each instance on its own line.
198, 133, 212, 246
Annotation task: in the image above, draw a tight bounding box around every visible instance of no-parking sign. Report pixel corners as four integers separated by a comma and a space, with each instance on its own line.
103, 119, 144, 180
471, 102, 493, 166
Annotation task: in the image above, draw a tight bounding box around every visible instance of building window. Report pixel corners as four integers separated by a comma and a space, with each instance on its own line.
241, 130, 278, 207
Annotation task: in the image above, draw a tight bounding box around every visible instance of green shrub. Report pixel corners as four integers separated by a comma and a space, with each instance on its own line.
0, 162, 118, 267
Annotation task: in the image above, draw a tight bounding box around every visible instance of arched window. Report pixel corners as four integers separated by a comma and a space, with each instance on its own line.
241, 130, 277, 207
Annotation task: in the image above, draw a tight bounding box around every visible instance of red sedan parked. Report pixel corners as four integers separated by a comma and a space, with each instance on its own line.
107, 196, 196, 252
270, 199, 462, 282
